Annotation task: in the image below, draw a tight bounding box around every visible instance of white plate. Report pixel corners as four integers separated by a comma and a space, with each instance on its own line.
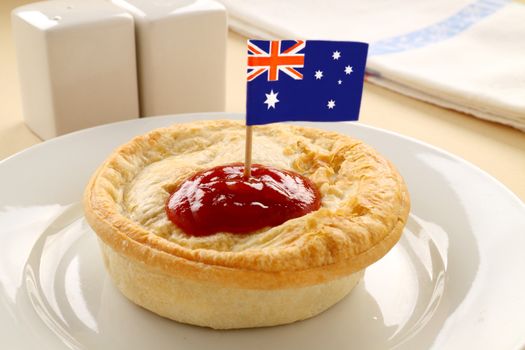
1, 113, 524, 350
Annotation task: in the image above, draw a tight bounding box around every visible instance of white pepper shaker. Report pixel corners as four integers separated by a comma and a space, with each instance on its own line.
111, 0, 227, 117
12, 0, 139, 140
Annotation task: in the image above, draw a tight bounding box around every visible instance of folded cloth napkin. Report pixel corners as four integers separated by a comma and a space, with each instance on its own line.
220, 0, 525, 131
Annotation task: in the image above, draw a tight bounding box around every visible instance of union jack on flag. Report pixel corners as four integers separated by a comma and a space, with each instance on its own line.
247, 40, 305, 81
246, 40, 369, 126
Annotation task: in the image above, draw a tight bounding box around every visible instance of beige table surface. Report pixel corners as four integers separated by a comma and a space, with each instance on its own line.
1, 1, 524, 202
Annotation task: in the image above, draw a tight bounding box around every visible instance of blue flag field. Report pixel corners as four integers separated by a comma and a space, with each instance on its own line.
246, 40, 369, 126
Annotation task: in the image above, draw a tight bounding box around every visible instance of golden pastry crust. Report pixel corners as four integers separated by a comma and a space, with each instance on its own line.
98, 239, 365, 329
84, 119, 410, 290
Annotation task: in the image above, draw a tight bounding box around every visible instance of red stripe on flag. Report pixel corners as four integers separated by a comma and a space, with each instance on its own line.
285, 67, 303, 79
247, 68, 266, 81
282, 40, 304, 54
248, 44, 263, 55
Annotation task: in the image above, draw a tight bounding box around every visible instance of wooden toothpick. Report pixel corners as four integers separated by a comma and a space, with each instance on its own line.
244, 125, 253, 178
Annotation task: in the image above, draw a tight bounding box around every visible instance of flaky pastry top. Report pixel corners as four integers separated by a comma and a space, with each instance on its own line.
84, 120, 410, 286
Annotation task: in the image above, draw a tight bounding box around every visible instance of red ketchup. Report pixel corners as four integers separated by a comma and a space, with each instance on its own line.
166, 163, 321, 236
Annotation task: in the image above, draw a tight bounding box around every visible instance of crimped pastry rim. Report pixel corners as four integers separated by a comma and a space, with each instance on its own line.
83, 120, 410, 289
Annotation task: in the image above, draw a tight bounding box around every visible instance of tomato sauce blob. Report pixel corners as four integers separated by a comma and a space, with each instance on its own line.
166, 163, 321, 236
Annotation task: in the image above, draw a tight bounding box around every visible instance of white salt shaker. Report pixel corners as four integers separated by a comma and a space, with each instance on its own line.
12, 0, 139, 140
111, 0, 227, 117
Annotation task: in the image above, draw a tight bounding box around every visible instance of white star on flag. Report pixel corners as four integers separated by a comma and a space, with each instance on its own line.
327, 100, 336, 109
264, 90, 279, 109
337, 80, 342, 85
332, 51, 341, 60
344, 65, 353, 75
314, 70, 324, 80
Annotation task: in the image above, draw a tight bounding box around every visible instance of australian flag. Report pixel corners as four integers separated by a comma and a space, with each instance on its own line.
246, 40, 369, 125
